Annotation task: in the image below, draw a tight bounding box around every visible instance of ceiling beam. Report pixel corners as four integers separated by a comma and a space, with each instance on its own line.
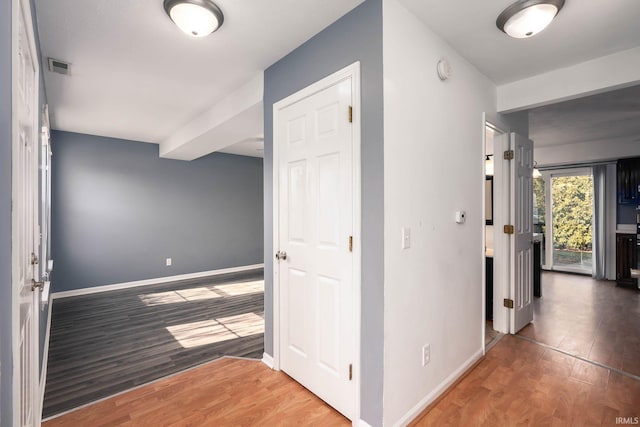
160, 73, 263, 161
497, 46, 640, 113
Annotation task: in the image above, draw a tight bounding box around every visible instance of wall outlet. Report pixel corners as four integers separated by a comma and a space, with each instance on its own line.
422, 344, 431, 367
166, 258, 172, 266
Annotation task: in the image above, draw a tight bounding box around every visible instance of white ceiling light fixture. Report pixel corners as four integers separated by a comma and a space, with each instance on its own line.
496, 0, 564, 39
163, 0, 224, 38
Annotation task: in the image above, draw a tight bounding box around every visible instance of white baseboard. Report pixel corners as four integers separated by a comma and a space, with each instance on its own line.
51, 264, 264, 299
39, 296, 53, 424
354, 419, 373, 427
262, 352, 274, 369
393, 348, 484, 427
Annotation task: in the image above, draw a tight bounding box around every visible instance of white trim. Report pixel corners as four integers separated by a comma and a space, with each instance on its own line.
261, 352, 274, 369
12, 0, 41, 422
354, 420, 373, 427
272, 61, 362, 422
38, 297, 53, 426
393, 349, 484, 427
485, 119, 510, 336
51, 264, 264, 299
481, 114, 487, 354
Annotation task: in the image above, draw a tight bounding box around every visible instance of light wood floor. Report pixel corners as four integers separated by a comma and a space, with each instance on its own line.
411, 335, 640, 426
43, 357, 350, 427
44, 270, 264, 418
519, 272, 640, 377
45, 272, 640, 426
45, 335, 640, 427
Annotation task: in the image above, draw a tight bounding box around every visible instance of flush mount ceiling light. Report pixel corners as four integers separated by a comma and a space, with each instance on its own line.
496, 0, 564, 39
163, 0, 224, 37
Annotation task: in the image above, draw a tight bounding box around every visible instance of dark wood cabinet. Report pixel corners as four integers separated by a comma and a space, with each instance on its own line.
617, 158, 639, 205
616, 233, 637, 288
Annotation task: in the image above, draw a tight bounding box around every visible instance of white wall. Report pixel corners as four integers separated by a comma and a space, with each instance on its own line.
382, 0, 496, 424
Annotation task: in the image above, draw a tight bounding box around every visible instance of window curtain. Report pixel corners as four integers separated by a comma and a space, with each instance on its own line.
592, 165, 606, 280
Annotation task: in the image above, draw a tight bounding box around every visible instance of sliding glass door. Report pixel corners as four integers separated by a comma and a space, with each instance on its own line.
540, 169, 594, 274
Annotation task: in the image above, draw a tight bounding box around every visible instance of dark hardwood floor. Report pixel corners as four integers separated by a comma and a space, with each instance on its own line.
519, 272, 640, 378
43, 269, 264, 419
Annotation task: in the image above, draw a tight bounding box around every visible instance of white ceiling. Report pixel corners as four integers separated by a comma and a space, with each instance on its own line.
36, 0, 365, 146
529, 84, 640, 148
37, 0, 640, 158
399, 0, 640, 84
400, 0, 640, 153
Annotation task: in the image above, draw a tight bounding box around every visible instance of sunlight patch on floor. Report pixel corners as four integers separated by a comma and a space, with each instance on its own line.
138, 280, 264, 306
138, 287, 223, 306
212, 280, 264, 296
166, 312, 264, 348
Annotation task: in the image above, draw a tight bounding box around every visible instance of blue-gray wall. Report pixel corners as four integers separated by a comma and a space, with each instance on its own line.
263, 0, 384, 424
51, 131, 264, 293
1, 0, 13, 422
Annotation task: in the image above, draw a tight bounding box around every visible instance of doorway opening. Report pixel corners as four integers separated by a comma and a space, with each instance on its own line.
484, 121, 503, 347
537, 169, 594, 275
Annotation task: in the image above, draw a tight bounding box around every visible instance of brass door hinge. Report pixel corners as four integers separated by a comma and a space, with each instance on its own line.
348, 106, 353, 123
349, 236, 353, 252
503, 225, 515, 234
349, 363, 353, 381
504, 298, 514, 309
504, 150, 514, 160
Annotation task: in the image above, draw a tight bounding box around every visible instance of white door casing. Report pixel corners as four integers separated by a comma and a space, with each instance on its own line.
489, 126, 508, 335
509, 133, 534, 333
12, 0, 41, 425
273, 62, 361, 421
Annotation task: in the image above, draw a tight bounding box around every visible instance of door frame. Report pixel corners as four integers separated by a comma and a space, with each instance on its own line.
272, 62, 362, 421
11, 0, 41, 423
482, 114, 510, 337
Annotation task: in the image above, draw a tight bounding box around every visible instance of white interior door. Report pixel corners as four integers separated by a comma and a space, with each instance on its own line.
13, 0, 41, 424
275, 71, 356, 419
509, 133, 534, 333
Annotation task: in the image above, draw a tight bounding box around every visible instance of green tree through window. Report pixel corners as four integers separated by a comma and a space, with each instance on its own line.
552, 176, 593, 252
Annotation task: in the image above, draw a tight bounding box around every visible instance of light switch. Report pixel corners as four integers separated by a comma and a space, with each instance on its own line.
402, 227, 411, 249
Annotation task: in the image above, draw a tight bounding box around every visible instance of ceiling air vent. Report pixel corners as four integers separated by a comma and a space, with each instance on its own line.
47, 58, 70, 75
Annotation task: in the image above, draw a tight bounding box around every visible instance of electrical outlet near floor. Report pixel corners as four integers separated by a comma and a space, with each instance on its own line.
166, 258, 172, 266
422, 344, 431, 367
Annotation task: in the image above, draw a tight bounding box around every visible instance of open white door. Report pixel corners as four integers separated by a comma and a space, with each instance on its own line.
493, 132, 534, 334
273, 64, 360, 420
12, 0, 41, 424
509, 133, 534, 333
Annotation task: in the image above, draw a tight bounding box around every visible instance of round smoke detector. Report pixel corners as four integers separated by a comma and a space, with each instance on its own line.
437, 58, 452, 81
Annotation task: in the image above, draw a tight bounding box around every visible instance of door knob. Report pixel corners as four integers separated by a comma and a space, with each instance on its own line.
275, 251, 287, 261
